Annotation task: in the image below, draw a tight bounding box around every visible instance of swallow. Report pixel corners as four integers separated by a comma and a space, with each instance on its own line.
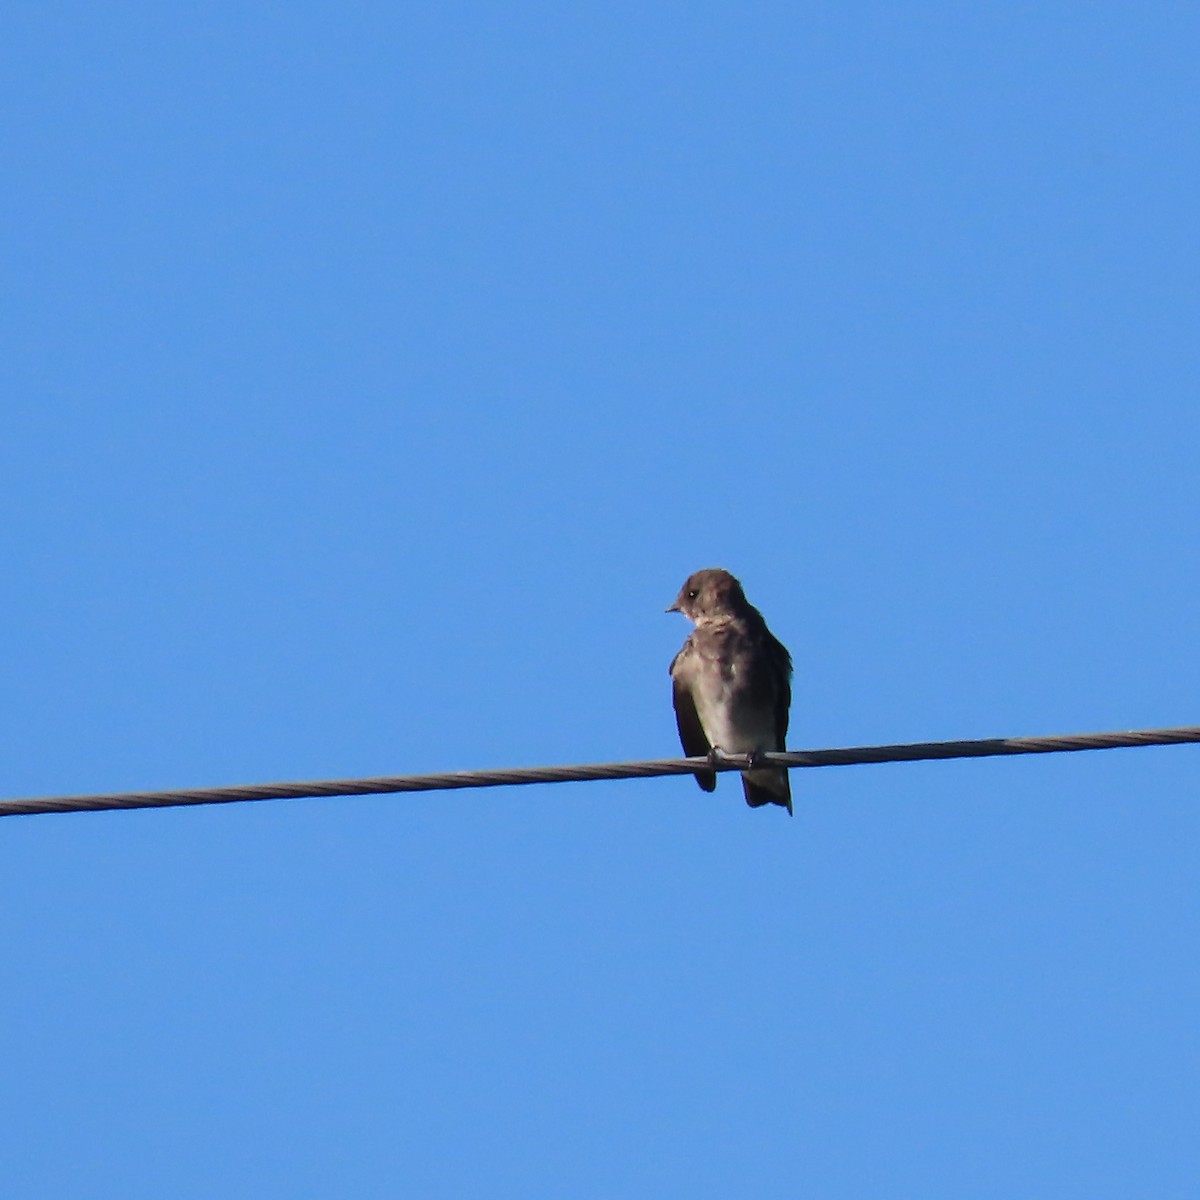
667, 568, 793, 814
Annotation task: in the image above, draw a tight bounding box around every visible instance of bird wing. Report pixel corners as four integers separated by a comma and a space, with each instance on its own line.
766, 630, 792, 750
737, 625, 793, 814
670, 649, 716, 792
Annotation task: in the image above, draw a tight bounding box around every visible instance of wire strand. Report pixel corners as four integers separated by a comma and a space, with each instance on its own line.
2, 724, 1198, 819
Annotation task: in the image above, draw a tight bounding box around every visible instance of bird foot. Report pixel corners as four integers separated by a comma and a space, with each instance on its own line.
709, 747, 762, 769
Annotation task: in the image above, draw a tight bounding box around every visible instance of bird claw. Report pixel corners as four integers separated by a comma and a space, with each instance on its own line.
709, 747, 763, 769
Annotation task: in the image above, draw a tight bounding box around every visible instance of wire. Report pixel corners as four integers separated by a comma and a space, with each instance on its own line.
2, 724, 1197, 819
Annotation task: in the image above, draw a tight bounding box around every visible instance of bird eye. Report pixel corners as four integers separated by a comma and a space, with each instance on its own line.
687, 589, 698, 600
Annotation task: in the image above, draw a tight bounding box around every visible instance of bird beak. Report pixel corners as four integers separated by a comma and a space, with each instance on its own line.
665, 601, 681, 613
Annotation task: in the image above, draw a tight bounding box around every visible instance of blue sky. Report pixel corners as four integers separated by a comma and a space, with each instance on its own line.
3, 2, 1199, 1195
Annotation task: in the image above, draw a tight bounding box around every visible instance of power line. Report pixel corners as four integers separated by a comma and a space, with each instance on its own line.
2, 724, 1197, 820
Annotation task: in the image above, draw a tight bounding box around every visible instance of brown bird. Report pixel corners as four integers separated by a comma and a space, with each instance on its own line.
667, 568, 793, 814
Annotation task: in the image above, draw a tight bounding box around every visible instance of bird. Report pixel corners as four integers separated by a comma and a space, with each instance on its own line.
667, 568, 793, 814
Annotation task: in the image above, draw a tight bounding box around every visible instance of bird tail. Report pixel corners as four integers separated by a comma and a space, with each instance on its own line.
742, 769, 792, 816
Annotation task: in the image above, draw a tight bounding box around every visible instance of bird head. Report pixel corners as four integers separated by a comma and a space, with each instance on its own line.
666, 568, 746, 622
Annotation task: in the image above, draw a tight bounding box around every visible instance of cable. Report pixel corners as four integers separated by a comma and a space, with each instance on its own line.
2, 724, 1197, 819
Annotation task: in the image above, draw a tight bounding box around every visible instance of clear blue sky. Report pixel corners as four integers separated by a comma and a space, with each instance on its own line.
3, 2, 1198, 1195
